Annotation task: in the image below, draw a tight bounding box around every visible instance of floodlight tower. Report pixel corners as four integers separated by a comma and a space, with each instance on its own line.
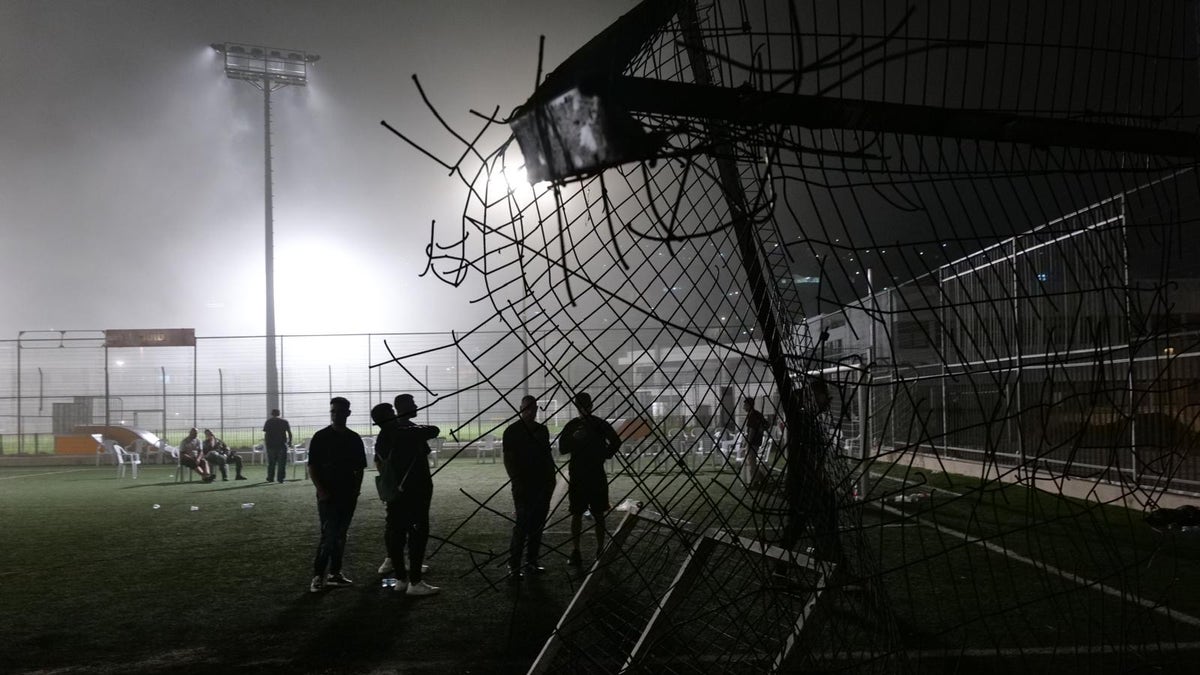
210, 42, 319, 416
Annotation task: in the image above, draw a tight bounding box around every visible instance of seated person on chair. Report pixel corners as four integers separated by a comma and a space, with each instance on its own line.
179, 427, 215, 482
203, 429, 246, 481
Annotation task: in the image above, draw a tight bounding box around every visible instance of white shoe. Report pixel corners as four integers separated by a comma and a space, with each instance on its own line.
309, 575, 325, 593
379, 557, 428, 576
406, 580, 440, 596
392, 579, 409, 593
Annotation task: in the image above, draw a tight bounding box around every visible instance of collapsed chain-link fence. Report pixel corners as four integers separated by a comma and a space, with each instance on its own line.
376, 0, 1200, 671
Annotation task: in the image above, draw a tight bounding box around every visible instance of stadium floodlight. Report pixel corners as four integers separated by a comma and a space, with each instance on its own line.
210, 41, 319, 416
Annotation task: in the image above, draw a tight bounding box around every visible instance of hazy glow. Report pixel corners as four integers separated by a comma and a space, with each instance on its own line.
274, 234, 375, 334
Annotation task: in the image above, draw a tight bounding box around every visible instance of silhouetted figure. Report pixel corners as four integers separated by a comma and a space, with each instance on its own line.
502, 395, 556, 579
742, 397, 768, 489
202, 429, 245, 481
780, 377, 844, 567
179, 427, 215, 483
560, 392, 622, 568
307, 397, 366, 593
262, 408, 292, 484
373, 394, 441, 596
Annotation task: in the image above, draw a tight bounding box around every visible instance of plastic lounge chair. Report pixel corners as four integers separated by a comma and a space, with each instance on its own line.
476, 436, 497, 464
429, 438, 444, 468
160, 443, 195, 482
290, 443, 309, 480
102, 439, 140, 478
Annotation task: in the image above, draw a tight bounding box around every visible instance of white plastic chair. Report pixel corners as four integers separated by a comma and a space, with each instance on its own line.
290, 443, 310, 480
429, 438, 444, 468
161, 442, 195, 482
718, 432, 739, 466
476, 436, 497, 464
103, 439, 140, 478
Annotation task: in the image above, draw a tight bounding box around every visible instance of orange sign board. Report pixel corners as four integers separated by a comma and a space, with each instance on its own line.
104, 328, 196, 348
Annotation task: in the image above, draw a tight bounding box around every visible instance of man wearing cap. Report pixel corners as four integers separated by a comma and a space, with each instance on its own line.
307, 397, 366, 593
502, 395, 556, 579
559, 392, 622, 567
372, 394, 442, 596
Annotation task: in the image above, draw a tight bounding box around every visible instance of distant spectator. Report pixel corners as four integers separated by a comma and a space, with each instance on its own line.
179, 428, 215, 483
262, 409, 293, 484
560, 392, 622, 568
202, 429, 246, 481
742, 397, 768, 489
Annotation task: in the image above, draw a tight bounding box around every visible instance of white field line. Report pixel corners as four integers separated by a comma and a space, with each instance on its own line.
805, 642, 1200, 659
869, 478, 1200, 629
0, 468, 93, 481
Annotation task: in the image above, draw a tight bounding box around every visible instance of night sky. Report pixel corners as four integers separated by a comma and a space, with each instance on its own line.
0, 0, 631, 338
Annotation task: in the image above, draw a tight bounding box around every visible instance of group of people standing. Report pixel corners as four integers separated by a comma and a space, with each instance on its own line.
302, 390, 624, 596
183, 382, 837, 596
304, 393, 441, 596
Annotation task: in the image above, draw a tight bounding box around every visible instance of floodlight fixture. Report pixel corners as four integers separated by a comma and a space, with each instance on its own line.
211, 41, 317, 87
211, 41, 319, 415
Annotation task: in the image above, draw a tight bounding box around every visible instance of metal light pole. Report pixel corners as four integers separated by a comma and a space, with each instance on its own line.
210, 42, 319, 416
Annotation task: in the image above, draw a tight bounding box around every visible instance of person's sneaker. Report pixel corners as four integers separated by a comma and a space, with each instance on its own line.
524, 562, 546, 575
277, 480, 285, 484
222, 477, 229, 481
203, 475, 216, 483
325, 573, 353, 587
507, 566, 524, 582
309, 575, 325, 593
236, 475, 247, 480
406, 581, 440, 596
392, 580, 409, 593
378, 557, 394, 575
567, 550, 583, 567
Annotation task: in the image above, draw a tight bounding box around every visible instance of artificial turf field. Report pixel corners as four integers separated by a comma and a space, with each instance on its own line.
1, 459, 1198, 674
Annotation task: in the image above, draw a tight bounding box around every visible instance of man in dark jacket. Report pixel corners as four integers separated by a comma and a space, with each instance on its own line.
202, 429, 246, 481
502, 395, 556, 579
560, 392, 622, 568
373, 394, 441, 596
307, 397, 366, 593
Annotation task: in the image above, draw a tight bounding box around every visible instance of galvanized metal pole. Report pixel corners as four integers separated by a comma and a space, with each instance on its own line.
15, 334, 21, 455
264, 81, 280, 417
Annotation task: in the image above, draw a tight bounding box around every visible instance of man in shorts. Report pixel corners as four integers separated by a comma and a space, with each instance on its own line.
559, 392, 622, 567
179, 427, 215, 483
